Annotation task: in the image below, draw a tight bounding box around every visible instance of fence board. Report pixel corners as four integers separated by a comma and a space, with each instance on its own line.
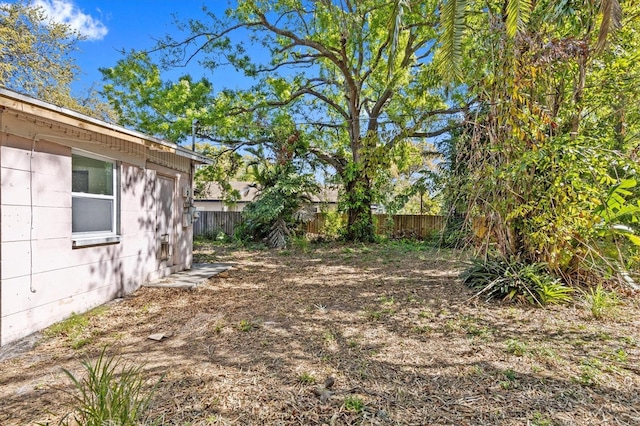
193, 211, 244, 237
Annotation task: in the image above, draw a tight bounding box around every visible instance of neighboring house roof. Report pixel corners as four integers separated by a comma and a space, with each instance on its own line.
196, 181, 340, 204
196, 181, 259, 203
310, 185, 340, 204
0, 87, 212, 166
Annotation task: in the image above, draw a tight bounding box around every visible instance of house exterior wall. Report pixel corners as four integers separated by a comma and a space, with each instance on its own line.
0, 132, 193, 346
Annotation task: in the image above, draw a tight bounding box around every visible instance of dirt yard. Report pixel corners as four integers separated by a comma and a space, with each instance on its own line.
1, 241, 639, 425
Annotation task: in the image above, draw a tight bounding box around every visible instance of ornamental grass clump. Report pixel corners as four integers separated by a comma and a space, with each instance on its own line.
60, 347, 160, 426
462, 256, 573, 306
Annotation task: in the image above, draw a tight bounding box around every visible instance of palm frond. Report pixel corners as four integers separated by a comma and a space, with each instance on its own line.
387, 0, 411, 82
293, 204, 317, 223
438, 0, 467, 82
596, 0, 622, 52
268, 218, 291, 249
505, 0, 533, 38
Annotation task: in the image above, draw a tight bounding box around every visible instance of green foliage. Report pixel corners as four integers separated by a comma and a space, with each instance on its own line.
60, 348, 159, 426
506, 339, 527, 356
316, 210, 345, 241
462, 256, 571, 306
236, 162, 319, 248
536, 280, 574, 305
101, 53, 214, 143
297, 372, 316, 384
237, 319, 259, 332
101, 0, 452, 242
0, 0, 77, 101
343, 395, 365, 413
441, 1, 640, 290
44, 308, 108, 349
582, 285, 620, 320
0, 1, 114, 119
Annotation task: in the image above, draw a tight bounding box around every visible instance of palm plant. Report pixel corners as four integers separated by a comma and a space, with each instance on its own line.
390, 0, 624, 80
237, 141, 319, 248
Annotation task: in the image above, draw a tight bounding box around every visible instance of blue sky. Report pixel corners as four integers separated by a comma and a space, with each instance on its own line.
24, 0, 239, 95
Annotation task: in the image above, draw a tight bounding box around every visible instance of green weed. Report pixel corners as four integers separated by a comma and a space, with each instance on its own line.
238, 319, 259, 332
297, 372, 316, 384
343, 396, 365, 413
499, 369, 518, 389
411, 325, 432, 334
323, 331, 336, 343
44, 307, 107, 350
60, 347, 159, 426
583, 285, 620, 319
573, 358, 602, 387
530, 411, 553, 426
212, 322, 225, 333
506, 339, 527, 356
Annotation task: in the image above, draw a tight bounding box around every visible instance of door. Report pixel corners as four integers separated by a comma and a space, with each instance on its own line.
156, 176, 175, 266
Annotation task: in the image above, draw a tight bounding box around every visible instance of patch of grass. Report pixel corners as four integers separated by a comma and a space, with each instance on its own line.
323, 331, 336, 343
503, 369, 517, 381
343, 395, 365, 413
603, 348, 628, 363
500, 369, 519, 390
297, 372, 316, 384
44, 307, 108, 350
466, 325, 491, 339
60, 347, 159, 426
379, 295, 395, 305
583, 285, 620, 320
45, 313, 90, 338
212, 322, 225, 333
505, 339, 527, 356
573, 358, 603, 387
70, 338, 93, 350
444, 319, 462, 333
364, 306, 394, 321
411, 325, 432, 334
237, 319, 259, 332
620, 336, 638, 347
290, 236, 310, 252
530, 411, 554, 426
532, 346, 561, 365
418, 310, 434, 319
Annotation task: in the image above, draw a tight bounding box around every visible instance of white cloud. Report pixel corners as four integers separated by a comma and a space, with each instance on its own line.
32, 0, 108, 41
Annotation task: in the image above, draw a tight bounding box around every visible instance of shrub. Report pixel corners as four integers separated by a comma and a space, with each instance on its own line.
60, 347, 159, 426
461, 255, 573, 305
582, 285, 620, 319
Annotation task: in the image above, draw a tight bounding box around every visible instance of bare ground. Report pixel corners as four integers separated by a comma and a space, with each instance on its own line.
1, 241, 639, 425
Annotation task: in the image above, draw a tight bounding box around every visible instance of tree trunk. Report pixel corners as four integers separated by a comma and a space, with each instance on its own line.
343, 174, 376, 242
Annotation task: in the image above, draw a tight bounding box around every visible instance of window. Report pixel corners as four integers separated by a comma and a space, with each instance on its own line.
71, 152, 120, 245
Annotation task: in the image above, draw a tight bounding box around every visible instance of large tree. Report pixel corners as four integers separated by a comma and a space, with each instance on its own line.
0, 0, 112, 119
102, 0, 466, 242
439, 0, 640, 286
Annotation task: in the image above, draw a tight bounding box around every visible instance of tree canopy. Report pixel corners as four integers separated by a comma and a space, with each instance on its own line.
439, 0, 640, 289
0, 0, 112, 119
101, 0, 463, 242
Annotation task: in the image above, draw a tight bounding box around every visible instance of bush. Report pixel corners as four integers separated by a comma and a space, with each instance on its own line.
582, 285, 620, 319
461, 255, 573, 306
60, 347, 160, 426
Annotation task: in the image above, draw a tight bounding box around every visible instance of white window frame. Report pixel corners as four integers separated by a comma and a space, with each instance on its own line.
71, 150, 121, 247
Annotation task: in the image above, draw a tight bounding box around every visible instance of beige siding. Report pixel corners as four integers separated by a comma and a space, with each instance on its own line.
1, 134, 194, 345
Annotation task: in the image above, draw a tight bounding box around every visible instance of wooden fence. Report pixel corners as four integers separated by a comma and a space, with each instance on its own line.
194, 211, 447, 240
193, 211, 243, 237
